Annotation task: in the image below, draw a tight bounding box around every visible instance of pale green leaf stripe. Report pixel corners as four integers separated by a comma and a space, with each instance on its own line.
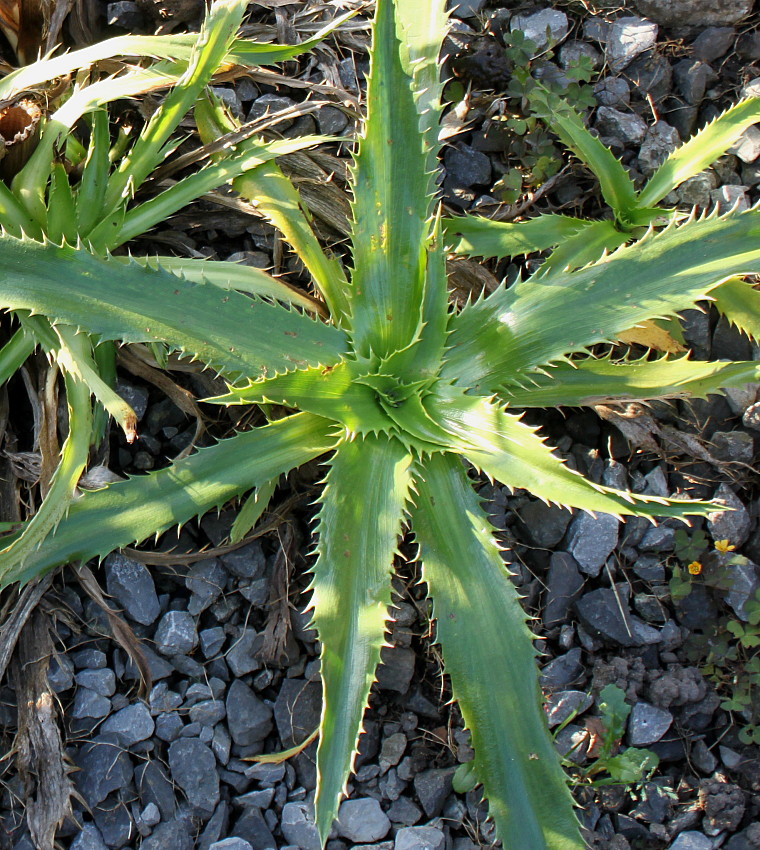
443, 213, 592, 260
0, 235, 348, 381
638, 98, 760, 208
532, 88, 637, 218
115, 255, 319, 313
311, 434, 413, 841
710, 276, 760, 341
347, 0, 431, 359
233, 162, 352, 325
412, 452, 584, 850
443, 210, 760, 393
0, 413, 336, 588
500, 355, 760, 408
428, 391, 715, 519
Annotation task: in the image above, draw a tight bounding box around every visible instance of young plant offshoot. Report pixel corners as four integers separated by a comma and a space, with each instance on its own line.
1, 1, 760, 848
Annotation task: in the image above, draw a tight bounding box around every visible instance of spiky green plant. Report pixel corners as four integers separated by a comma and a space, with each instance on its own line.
2, 1, 760, 847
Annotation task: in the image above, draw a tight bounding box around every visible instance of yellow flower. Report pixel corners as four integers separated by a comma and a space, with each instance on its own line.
687, 561, 703, 575
714, 539, 736, 554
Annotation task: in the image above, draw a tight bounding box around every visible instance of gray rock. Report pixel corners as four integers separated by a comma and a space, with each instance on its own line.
115, 379, 149, 421
247, 93, 297, 129
387, 796, 422, 826
520, 501, 572, 547
226, 629, 262, 677
281, 802, 321, 850
559, 40, 602, 70
594, 77, 630, 108
723, 383, 758, 416
377, 645, 416, 693
200, 627, 226, 659
414, 767, 455, 818
632, 0, 751, 27
75, 734, 133, 807
639, 525, 676, 552
104, 553, 160, 626
48, 653, 75, 692
691, 26, 735, 62
226, 679, 273, 746
138, 802, 160, 828
189, 699, 226, 727
337, 798, 392, 843
669, 832, 713, 850
395, 826, 446, 850
444, 145, 491, 187
545, 690, 594, 728
380, 732, 407, 773
510, 8, 569, 50
234, 788, 275, 809
91, 799, 133, 847
209, 841, 253, 850
101, 703, 155, 746
106, 1, 143, 29
566, 513, 619, 576
544, 552, 585, 629
138, 818, 194, 850
710, 430, 754, 465
154, 610, 198, 656
711, 185, 751, 212
539, 647, 584, 689
743, 401, 760, 431
673, 59, 715, 104
185, 559, 227, 615
723, 560, 760, 622
169, 738, 220, 814
220, 541, 267, 579
136, 760, 176, 820
274, 678, 321, 746
244, 762, 285, 785
606, 17, 658, 71
638, 122, 680, 176
596, 106, 647, 145
576, 588, 660, 646
228, 809, 274, 849
632, 555, 666, 583
316, 105, 349, 135
707, 484, 751, 547
75, 668, 116, 697
449, 0, 487, 16
628, 52, 673, 105
677, 172, 717, 207
72, 688, 112, 719
628, 701, 673, 745
71, 824, 109, 850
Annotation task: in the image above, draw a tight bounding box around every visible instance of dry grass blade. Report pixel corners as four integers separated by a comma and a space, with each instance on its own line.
259, 520, 295, 664
118, 346, 204, 461
0, 573, 53, 683
11, 608, 73, 850
74, 563, 152, 696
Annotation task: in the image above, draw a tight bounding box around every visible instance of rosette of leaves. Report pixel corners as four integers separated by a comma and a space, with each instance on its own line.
2, 0, 760, 848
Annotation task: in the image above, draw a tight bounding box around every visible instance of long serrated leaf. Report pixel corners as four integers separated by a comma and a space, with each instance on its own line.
411, 452, 584, 850
638, 98, 760, 208
213, 362, 392, 434
0, 412, 336, 587
499, 354, 760, 407
0, 326, 36, 385
105, 0, 248, 213
0, 338, 92, 579
443, 213, 592, 259
539, 218, 630, 273
710, 276, 760, 341
428, 390, 715, 518
0, 234, 348, 381
115, 255, 320, 313
347, 0, 434, 359
0, 8, 359, 104
230, 478, 277, 543
310, 433, 413, 842
194, 94, 351, 326
443, 210, 760, 393
76, 110, 112, 236
531, 87, 638, 220
93, 135, 326, 251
